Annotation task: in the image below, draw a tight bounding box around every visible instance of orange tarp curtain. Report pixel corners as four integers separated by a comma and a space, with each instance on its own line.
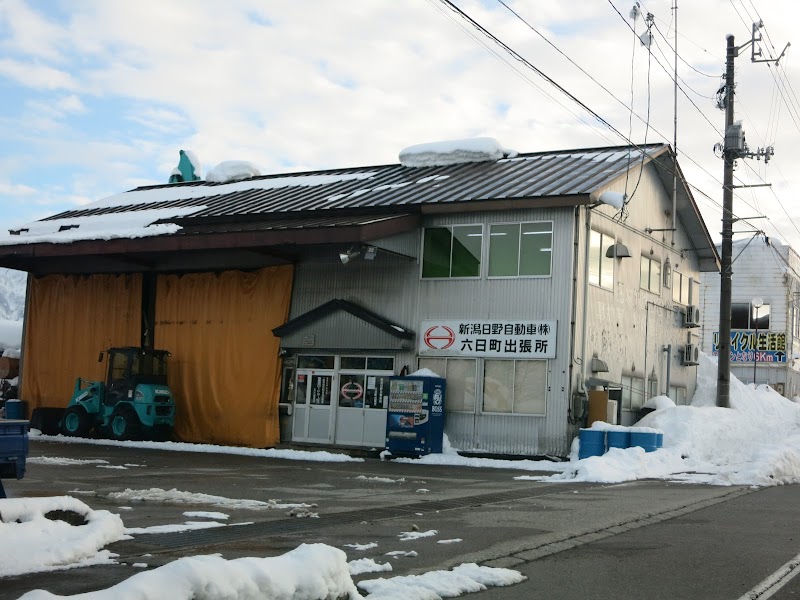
22, 274, 142, 412
155, 266, 293, 448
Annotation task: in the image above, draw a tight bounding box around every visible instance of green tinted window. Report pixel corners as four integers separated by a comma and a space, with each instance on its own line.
451, 225, 482, 277
422, 225, 482, 278
519, 222, 552, 276
422, 228, 452, 278
489, 224, 520, 276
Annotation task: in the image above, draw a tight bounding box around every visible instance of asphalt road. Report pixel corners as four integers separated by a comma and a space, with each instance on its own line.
2, 439, 799, 599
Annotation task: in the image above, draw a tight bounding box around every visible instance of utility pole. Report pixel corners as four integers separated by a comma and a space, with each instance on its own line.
717, 35, 736, 408
715, 23, 782, 408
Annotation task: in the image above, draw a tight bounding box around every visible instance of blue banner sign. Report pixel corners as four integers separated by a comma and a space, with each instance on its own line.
711, 331, 787, 363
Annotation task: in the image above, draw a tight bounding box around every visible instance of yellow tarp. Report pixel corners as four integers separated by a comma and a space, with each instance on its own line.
155, 266, 293, 448
22, 274, 142, 412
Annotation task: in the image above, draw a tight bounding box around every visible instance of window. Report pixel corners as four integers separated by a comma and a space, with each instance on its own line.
621, 375, 645, 410
731, 302, 770, 329
488, 222, 552, 277
640, 256, 661, 294
338, 355, 394, 409
422, 225, 482, 278
589, 230, 614, 290
418, 357, 476, 412
669, 386, 687, 406
672, 271, 691, 304
483, 360, 547, 415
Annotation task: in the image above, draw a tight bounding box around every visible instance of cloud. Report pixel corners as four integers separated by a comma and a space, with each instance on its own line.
0, 58, 77, 90
0, 0, 799, 245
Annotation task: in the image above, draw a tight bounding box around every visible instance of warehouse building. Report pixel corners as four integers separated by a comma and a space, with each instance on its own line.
0, 140, 719, 456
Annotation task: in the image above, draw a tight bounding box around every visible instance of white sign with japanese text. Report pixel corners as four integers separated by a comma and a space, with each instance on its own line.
418, 320, 557, 358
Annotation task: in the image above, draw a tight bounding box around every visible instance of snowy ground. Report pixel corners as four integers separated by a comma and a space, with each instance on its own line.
7, 351, 800, 598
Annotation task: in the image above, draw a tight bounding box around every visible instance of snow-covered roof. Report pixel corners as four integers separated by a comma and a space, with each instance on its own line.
0, 142, 718, 272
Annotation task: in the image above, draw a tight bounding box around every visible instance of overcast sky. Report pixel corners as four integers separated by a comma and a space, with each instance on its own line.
1, 0, 798, 248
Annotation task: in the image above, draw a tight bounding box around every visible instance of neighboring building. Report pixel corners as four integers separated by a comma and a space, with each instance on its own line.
700, 237, 800, 397
0, 141, 719, 456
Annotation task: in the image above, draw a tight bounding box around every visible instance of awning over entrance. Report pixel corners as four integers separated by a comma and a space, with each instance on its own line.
273, 299, 414, 352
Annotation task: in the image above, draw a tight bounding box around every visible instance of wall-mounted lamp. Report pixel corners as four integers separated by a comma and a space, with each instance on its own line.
339, 245, 361, 264
605, 242, 632, 258
340, 244, 378, 265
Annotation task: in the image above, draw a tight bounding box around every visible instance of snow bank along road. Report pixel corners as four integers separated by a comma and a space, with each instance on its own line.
3, 439, 799, 599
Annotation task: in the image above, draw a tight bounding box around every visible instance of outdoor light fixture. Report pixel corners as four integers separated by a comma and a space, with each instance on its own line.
339, 244, 378, 265
605, 242, 632, 259
339, 245, 361, 265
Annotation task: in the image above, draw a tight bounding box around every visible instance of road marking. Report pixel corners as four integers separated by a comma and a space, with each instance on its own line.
737, 550, 800, 600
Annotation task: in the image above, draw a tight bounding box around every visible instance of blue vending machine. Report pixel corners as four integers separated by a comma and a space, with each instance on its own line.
385, 376, 446, 456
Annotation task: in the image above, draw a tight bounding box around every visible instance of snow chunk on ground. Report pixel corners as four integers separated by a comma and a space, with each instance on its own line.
27, 457, 109, 466
437, 538, 463, 544
0, 496, 126, 577
182, 511, 229, 520
18, 544, 359, 600
385, 550, 418, 558
126, 521, 227, 535
348, 557, 393, 576
399, 137, 517, 168
344, 542, 378, 551
399, 529, 438, 541
356, 475, 405, 483
359, 563, 525, 599
108, 488, 310, 511
206, 160, 262, 183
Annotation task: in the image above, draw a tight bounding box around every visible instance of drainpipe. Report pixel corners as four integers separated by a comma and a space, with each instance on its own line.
569, 206, 581, 412
644, 303, 650, 401
579, 206, 593, 397
664, 344, 672, 396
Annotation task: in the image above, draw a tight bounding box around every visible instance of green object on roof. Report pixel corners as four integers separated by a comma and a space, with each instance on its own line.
168, 149, 200, 183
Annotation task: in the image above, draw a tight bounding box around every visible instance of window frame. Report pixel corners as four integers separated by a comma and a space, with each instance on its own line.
481, 358, 548, 416
640, 255, 662, 294
731, 302, 771, 330
421, 224, 484, 280
588, 229, 615, 291
487, 220, 554, 279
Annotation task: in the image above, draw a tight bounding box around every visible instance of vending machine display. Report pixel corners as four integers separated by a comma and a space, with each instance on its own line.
385, 376, 446, 455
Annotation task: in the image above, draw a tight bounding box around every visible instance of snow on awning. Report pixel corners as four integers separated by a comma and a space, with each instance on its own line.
399, 137, 518, 168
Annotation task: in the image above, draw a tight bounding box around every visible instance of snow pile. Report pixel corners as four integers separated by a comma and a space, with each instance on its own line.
409, 368, 442, 378
126, 521, 227, 535
18, 544, 360, 600
399, 137, 517, 168
206, 160, 262, 183
348, 558, 393, 576
35, 435, 363, 463
520, 352, 800, 486
358, 563, 526, 599
0, 318, 22, 351
0, 496, 126, 577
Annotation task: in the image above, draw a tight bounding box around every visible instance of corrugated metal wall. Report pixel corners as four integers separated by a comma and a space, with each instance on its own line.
288, 208, 577, 456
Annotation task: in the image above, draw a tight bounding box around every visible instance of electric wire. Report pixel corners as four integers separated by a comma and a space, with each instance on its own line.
422, 0, 617, 145
606, 0, 723, 137
435, 0, 766, 235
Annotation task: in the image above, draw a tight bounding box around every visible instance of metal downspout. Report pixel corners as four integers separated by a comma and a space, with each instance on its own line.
664, 344, 672, 395
580, 207, 592, 395
569, 206, 581, 421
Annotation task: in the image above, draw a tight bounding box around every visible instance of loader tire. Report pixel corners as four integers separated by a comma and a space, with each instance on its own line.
61, 406, 92, 437
108, 405, 142, 441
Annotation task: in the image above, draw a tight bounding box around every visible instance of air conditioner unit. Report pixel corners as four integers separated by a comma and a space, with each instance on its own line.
684, 304, 701, 328
683, 343, 700, 366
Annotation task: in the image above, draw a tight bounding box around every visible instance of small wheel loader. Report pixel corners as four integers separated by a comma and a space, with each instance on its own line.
60, 347, 176, 441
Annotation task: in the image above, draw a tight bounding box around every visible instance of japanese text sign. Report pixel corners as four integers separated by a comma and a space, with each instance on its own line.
419, 320, 557, 358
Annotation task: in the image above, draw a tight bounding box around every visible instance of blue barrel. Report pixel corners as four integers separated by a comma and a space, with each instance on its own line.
4, 399, 26, 420
578, 429, 605, 459
606, 430, 630, 450
630, 431, 658, 452
656, 432, 664, 448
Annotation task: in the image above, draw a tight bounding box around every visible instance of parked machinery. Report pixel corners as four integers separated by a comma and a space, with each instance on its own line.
61, 347, 176, 441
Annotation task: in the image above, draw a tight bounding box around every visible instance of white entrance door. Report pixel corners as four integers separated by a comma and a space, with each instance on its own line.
292, 369, 335, 443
